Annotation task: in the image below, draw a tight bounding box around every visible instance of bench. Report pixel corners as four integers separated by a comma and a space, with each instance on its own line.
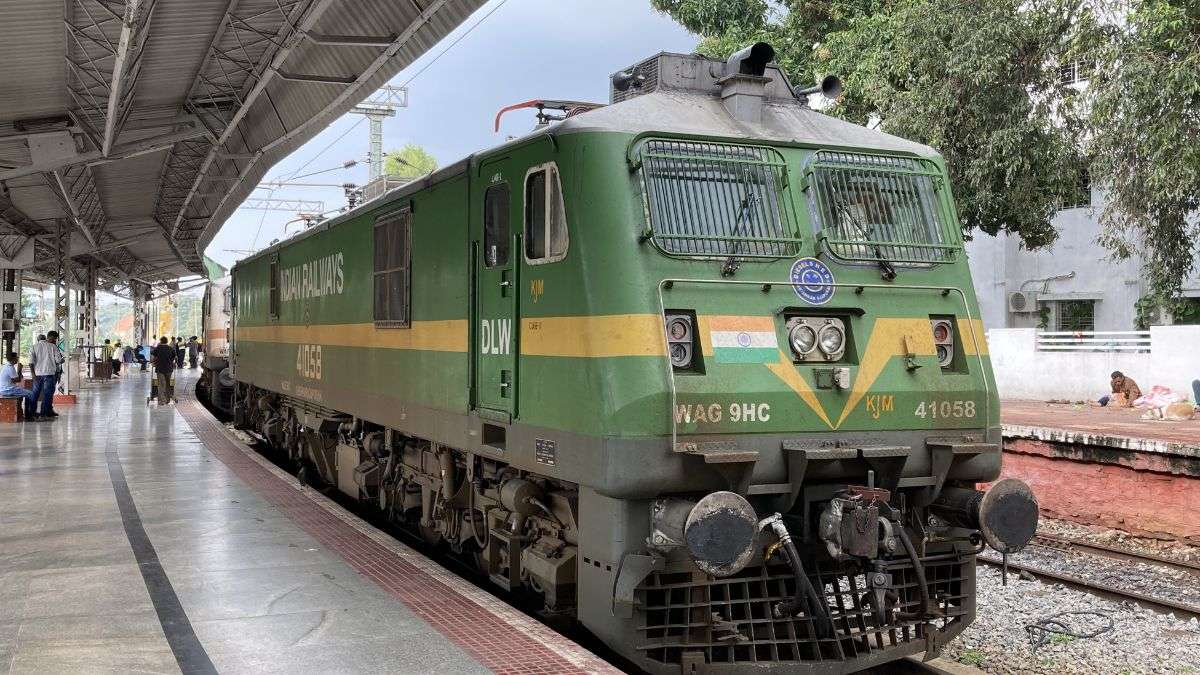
0, 395, 25, 423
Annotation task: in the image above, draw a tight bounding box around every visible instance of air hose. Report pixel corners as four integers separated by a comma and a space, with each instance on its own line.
760, 514, 833, 637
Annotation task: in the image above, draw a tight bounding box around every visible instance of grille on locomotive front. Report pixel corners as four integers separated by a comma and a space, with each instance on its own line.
636, 555, 973, 666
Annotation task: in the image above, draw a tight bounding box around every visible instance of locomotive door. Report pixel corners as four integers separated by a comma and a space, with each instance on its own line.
473, 172, 518, 419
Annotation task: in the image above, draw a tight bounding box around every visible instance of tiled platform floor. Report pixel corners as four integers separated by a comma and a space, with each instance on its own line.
0, 369, 614, 674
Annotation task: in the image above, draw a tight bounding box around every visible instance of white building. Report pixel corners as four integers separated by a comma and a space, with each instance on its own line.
964, 65, 1200, 332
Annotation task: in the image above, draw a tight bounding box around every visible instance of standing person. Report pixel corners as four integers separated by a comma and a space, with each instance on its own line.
29, 330, 63, 419
187, 336, 199, 369
151, 336, 176, 404
101, 339, 114, 378
0, 352, 35, 420
112, 341, 123, 377
175, 337, 185, 369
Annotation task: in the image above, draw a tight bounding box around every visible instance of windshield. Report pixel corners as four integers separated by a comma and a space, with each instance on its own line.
807, 151, 958, 264
637, 140, 801, 258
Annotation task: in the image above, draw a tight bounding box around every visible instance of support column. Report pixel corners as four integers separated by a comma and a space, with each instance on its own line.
53, 219, 72, 396
0, 269, 19, 357
131, 280, 147, 348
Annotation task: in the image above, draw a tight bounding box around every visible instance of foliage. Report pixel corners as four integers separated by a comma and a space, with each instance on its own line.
383, 144, 439, 179
651, 0, 1091, 252
1088, 0, 1200, 300
958, 648, 987, 666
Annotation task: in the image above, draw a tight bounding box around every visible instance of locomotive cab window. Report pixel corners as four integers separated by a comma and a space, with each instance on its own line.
483, 184, 510, 268
635, 139, 801, 258
373, 209, 411, 327
524, 163, 568, 263
807, 151, 960, 265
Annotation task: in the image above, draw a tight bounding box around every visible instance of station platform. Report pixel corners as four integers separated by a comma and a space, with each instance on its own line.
0, 370, 615, 674
998, 400, 1200, 541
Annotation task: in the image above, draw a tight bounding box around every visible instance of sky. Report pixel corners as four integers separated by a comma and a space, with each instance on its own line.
205, 0, 697, 269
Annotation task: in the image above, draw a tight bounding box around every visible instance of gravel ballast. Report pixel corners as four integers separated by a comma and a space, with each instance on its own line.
943, 519, 1200, 674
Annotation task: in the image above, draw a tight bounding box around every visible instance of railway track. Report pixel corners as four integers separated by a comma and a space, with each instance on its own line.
1030, 533, 1200, 577
977, 534, 1200, 621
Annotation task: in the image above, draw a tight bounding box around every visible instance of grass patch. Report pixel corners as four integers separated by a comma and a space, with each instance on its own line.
958, 649, 986, 666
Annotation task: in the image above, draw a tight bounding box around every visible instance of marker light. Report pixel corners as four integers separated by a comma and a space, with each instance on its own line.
817, 323, 845, 357
665, 313, 695, 369
789, 324, 817, 356
667, 316, 692, 342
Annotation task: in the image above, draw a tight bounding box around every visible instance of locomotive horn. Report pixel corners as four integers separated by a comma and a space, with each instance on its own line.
795, 75, 843, 100
930, 478, 1039, 554
612, 70, 646, 92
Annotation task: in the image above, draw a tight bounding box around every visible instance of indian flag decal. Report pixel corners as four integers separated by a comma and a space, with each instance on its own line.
707, 316, 779, 364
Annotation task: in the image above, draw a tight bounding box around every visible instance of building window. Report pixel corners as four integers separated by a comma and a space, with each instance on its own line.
1061, 167, 1091, 210
268, 257, 279, 319
524, 163, 568, 263
483, 184, 510, 268
373, 208, 411, 327
1059, 60, 1091, 86
1055, 300, 1095, 331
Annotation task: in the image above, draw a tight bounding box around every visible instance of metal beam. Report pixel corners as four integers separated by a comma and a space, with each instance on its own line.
179, 0, 453, 246
275, 71, 356, 85
305, 32, 395, 47
0, 127, 205, 181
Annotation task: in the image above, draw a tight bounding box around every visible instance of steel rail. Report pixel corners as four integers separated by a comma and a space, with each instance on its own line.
976, 555, 1200, 620
1030, 533, 1200, 577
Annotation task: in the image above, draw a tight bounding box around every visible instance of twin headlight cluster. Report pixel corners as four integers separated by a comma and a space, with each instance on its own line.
785, 316, 846, 362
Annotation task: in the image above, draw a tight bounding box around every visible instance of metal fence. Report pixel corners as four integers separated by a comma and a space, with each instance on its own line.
1035, 330, 1152, 352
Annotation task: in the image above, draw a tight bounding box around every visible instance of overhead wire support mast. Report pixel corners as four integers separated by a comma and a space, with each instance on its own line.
350, 86, 409, 182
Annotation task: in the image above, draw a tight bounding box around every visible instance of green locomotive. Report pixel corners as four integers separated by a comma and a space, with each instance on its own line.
228, 44, 1037, 673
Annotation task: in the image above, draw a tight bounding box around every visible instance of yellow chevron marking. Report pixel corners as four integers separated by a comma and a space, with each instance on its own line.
832, 318, 937, 428
236, 320, 468, 352
959, 318, 989, 355
521, 314, 670, 358
765, 351, 834, 428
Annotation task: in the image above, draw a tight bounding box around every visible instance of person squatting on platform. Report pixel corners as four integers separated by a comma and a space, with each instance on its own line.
0, 352, 35, 420
29, 331, 64, 419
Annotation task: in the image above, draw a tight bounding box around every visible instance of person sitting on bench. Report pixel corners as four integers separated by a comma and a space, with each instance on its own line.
0, 352, 35, 420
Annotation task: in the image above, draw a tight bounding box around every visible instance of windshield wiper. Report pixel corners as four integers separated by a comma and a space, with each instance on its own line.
721, 193, 756, 276
834, 200, 897, 281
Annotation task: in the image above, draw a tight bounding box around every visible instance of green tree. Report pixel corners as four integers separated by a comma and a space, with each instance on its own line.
383, 143, 438, 179
1088, 1, 1200, 301
652, 0, 1089, 252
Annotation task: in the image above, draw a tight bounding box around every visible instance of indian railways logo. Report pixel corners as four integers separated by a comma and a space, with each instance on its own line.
789, 257, 835, 305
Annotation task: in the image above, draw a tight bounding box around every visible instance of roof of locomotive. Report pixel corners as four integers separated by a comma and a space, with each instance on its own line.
551, 53, 937, 158
234, 53, 941, 268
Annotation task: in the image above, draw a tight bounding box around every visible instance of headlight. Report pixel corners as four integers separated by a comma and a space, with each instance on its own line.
817, 322, 845, 357
789, 324, 817, 356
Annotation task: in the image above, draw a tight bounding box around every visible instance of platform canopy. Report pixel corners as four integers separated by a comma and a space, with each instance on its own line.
0, 0, 486, 292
